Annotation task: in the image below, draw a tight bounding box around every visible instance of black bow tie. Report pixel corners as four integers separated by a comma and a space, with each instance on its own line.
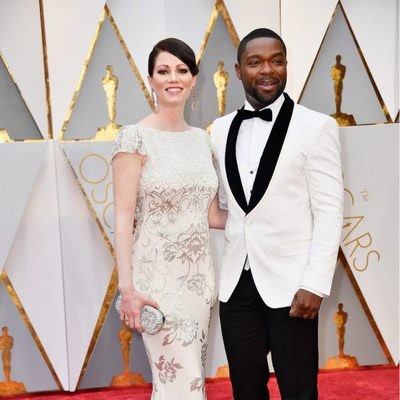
237, 107, 273, 122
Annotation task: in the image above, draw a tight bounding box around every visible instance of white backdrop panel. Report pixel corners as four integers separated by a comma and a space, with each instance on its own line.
0, 142, 47, 271
319, 262, 387, 366
55, 142, 115, 391
62, 16, 151, 139
281, 0, 338, 101
62, 142, 115, 246
0, 55, 42, 140
341, 0, 398, 120
106, 0, 166, 92
299, 6, 387, 125
5, 142, 69, 389
0, 0, 47, 137
340, 124, 399, 362
184, 14, 244, 129
44, 0, 106, 137
164, 0, 215, 58
224, 0, 280, 39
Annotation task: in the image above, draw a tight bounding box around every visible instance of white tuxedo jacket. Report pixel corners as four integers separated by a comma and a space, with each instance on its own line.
211, 94, 343, 308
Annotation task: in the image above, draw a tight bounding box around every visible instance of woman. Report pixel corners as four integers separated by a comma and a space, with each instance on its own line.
112, 38, 227, 399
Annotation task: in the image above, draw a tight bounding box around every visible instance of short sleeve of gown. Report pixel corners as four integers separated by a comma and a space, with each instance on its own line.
201, 129, 216, 158
111, 126, 146, 161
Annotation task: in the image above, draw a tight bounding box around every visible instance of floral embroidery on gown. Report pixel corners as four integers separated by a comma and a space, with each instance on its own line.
112, 125, 218, 399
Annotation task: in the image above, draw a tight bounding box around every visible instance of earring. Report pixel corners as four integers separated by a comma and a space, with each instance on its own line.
151, 88, 158, 109
191, 87, 196, 111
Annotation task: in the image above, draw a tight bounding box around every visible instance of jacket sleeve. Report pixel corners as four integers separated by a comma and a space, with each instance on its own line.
300, 117, 343, 295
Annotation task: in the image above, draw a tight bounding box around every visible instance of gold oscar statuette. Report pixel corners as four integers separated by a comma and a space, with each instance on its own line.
110, 323, 145, 387
95, 65, 121, 141
324, 303, 359, 369
0, 327, 26, 395
0, 129, 12, 142
330, 55, 356, 127
213, 61, 229, 117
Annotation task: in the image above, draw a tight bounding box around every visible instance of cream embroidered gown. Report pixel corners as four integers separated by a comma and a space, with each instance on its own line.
112, 124, 218, 399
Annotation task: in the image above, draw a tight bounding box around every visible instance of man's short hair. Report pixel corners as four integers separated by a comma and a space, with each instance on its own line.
237, 28, 287, 64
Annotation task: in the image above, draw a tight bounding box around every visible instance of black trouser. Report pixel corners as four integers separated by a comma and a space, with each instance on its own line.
220, 269, 318, 400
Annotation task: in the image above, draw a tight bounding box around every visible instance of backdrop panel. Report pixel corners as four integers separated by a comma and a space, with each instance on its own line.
0, 142, 47, 272
62, 13, 151, 140
281, 0, 338, 101
0, 54, 42, 139
341, 0, 398, 120
106, 0, 166, 94
184, 12, 243, 130
319, 261, 387, 366
164, 0, 215, 60
0, 282, 58, 392
299, 4, 388, 125
44, 0, 106, 137
62, 141, 115, 245
224, 0, 280, 40
5, 142, 68, 389
0, 0, 47, 137
56, 142, 115, 391
340, 123, 399, 362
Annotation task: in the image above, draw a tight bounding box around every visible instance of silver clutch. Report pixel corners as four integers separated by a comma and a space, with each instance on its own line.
115, 294, 165, 335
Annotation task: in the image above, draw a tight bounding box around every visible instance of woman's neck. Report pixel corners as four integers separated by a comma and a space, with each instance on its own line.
142, 104, 189, 132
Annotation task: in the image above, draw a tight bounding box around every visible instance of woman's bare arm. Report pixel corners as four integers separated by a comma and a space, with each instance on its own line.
112, 152, 158, 331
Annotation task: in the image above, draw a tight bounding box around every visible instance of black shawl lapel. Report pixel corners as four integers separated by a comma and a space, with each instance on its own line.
225, 110, 248, 213
247, 93, 295, 213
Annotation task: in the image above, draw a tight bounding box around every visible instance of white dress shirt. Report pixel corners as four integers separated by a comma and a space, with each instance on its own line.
234, 95, 323, 298
236, 95, 285, 204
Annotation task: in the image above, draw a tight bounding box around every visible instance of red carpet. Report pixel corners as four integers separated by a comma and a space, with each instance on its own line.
2, 366, 398, 399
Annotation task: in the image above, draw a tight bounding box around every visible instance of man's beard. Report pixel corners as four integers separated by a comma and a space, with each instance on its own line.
248, 82, 285, 107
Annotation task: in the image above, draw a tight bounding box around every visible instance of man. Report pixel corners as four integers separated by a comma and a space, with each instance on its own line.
211, 28, 343, 400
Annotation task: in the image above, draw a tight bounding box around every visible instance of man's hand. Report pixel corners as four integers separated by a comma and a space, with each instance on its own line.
289, 289, 322, 320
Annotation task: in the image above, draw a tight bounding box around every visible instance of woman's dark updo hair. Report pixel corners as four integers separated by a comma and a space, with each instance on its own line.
148, 38, 199, 77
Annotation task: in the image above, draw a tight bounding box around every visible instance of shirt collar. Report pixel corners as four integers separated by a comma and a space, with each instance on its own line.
244, 93, 285, 121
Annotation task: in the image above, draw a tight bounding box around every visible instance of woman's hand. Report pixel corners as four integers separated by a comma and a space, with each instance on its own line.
119, 287, 159, 332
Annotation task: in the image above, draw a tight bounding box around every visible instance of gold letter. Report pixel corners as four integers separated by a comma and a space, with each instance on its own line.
344, 231, 372, 257
353, 250, 380, 272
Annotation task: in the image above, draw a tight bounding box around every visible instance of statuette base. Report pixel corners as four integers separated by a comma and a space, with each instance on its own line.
324, 354, 359, 369
0, 380, 27, 395
0, 130, 12, 142
95, 122, 121, 141
330, 112, 356, 127
111, 371, 145, 387
215, 364, 229, 378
